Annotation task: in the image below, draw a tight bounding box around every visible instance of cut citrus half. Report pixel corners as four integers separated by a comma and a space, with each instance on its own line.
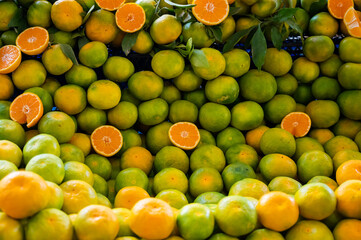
168, 122, 200, 150
281, 112, 311, 138
115, 3, 146, 33
343, 7, 361, 38
91, 125, 123, 157
15, 26, 49, 56
0, 45, 22, 74
10, 92, 44, 128
95, 0, 125, 11
328, 0, 354, 19
192, 0, 229, 26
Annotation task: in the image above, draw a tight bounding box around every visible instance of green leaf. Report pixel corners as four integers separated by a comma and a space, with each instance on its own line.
8, 8, 28, 32
59, 43, 79, 65
286, 18, 304, 42
175, 8, 196, 23
208, 26, 222, 42
251, 25, 267, 70
309, 0, 327, 16
186, 37, 193, 52
271, 26, 283, 50
271, 7, 298, 23
82, 5, 95, 24
164, 0, 195, 8
222, 26, 256, 53
78, 36, 90, 49
122, 31, 140, 56
229, 7, 242, 16
189, 49, 209, 68
177, 38, 193, 57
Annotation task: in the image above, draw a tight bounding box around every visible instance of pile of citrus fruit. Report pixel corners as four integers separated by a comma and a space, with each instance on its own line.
2, 0, 361, 239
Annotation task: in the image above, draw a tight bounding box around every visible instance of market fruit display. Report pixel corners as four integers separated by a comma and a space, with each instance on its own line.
1, 0, 361, 239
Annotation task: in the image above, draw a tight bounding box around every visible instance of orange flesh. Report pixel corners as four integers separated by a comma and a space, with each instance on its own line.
169, 122, 200, 150
0, 45, 22, 74
10, 92, 44, 128
95, 0, 125, 11
192, 0, 229, 26
115, 3, 146, 33
91, 125, 123, 157
328, 0, 354, 19
16, 27, 49, 56
281, 112, 311, 138
344, 7, 361, 38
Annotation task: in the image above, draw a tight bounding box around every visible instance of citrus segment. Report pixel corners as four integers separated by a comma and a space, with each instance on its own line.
328, 0, 354, 19
115, 3, 146, 33
168, 122, 200, 150
15, 26, 49, 56
91, 125, 123, 157
344, 7, 361, 38
95, 0, 125, 11
10, 92, 44, 128
281, 112, 311, 137
0, 45, 21, 74
192, 0, 229, 26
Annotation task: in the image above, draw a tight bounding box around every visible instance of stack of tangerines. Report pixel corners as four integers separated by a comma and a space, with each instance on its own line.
2, 0, 361, 239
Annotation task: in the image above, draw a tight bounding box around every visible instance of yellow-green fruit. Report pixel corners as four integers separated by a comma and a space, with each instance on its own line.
338, 63, 361, 90
107, 101, 138, 130
0, 1, 18, 31
182, 22, 214, 48
303, 36, 335, 62
12, 60, 47, 90
131, 30, 154, 54
306, 100, 340, 128
54, 84, 87, 115
128, 71, 163, 101
42, 44, 73, 75
138, 98, 169, 126
320, 54, 343, 78
27, 0, 52, 28
151, 50, 185, 79
292, 57, 320, 83
190, 48, 226, 81
260, 128, 296, 157
308, 12, 339, 38
337, 90, 361, 120
205, 76, 239, 105
231, 101, 264, 131
199, 102, 231, 133
87, 80, 121, 110
223, 49, 250, 78
239, 69, 277, 103
79, 41, 108, 68
150, 14, 182, 45
262, 48, 293, 77
65, 64, 97, 88
0, 120, 26, 148
339, 37, 361, 63
103, 56, 134, 83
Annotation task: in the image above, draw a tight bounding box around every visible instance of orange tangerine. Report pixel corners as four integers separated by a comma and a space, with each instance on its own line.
0, 45, 21, 74
91, 125, 123, 157
281, 112, 311, 137
10, 92, 43, 128
115, 3, 146, 33
344, 7, 361, 37
168, 122, 200, 150
15, 26, 49, 56
192, 0, 229, 26
95, 0, 125, 10
328, 0, 354, 19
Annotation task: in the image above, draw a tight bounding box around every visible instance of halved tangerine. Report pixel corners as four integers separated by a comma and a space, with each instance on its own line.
95, 0, 125, 11
328, 0, 354, 19
0, 45, 22, 74
115, 3, 146, 33
16, 26, 49, 56
168, 122, 200, 150
281, 112, 311, 138
192, 0, 229, 26
10, 92, 44, 128
91, 125, 123, 157
343, 7, 361, 38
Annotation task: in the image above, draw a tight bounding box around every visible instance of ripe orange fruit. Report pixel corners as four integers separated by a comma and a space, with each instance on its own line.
91, 125, 123, 157
192, 0, 229, 26
336, 160, 361, 185
328, 0, 354, 19
0, 45, 21, 74
15, 26, 49, 56
335, 179, 361, 219
256, 191, 299, 232
281, 112, 311, 138
10, 92, 44, 128
0, 171, 50, 219
168, 122, 200, 150
114, 186, 150, 209
115, 3, 145, 33
129, 198, 175, 240
50, 0, 84, 32
344, 7, 361, 37
95, 0, 125, 11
